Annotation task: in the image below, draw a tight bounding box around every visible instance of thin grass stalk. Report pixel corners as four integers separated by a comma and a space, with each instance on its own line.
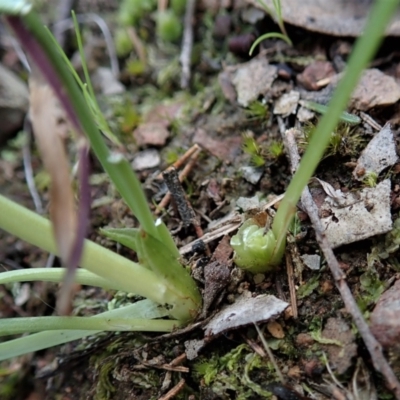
271, 0, 399, 246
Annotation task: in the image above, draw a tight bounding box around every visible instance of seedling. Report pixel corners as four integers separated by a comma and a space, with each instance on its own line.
250, 0, 292, 54
0, 3, 200, 360
231, 0, 399, 273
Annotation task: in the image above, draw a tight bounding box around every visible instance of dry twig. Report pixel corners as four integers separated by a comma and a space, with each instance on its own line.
282, 128, 400, 399
285, 250, 298, 319
158, 378, 186, 400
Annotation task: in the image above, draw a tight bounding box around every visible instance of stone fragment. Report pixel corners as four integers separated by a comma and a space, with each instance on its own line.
205, 294, 288, 336
230, 57, 277, 107
353, 123, 398, 180
350, 69, 400, 111
370, 280, 400, 349
319, 179, 392, 248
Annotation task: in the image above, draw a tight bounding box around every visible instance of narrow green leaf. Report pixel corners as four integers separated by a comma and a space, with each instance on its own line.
0, 300, 170, 360
302, 101, 361, 124
100, 227, 141, 252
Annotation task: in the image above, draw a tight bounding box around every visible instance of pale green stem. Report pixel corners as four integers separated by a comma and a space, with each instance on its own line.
0, 317, 180, 336
272, 0, 399, 246
0, 299, 169, 360
0, 268, 112, 289
0, 194, 199, 322
20, 10, 158, 240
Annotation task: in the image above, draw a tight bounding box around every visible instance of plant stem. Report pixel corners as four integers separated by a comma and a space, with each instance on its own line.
0, 194, 200, 322
0, 299, 170, 360
6, 12, 159, 240
0, 316, 180, 336
0, 268, 112, 289
271, 0, 399, 245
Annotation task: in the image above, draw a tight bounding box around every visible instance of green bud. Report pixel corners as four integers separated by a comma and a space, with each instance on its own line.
115, 29, 133, 57
230, 219, 278, 273
156, 10, 182, 42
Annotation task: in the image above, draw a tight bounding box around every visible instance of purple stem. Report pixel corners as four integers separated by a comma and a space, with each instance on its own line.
6, 16, 82, 133
7, 16, 92, 312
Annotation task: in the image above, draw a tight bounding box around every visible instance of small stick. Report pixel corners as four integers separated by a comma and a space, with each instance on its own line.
285, 251, 298, 319
156, 144, 201, 181
162, 166, 204, 241
359, 111, 382, 131
156, 147, 201, 215
22, 121, 43, 214
158, 378, 185, 400
180, 0, 196, 89
127, 26, 147, 65
168, 353, 186, 366
254, 323, 285, 384
179, 218, 241, 255
158, 0, 168, 13
282, 128, 400, 398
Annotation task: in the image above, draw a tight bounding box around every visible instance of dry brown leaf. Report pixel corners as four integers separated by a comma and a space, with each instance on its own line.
29, 77, 76, 264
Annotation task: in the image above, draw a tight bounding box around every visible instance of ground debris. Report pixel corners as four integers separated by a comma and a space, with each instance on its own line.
300, 254, 320, 271
318, 179, 392, 248
201, 235, 232, 316
297, 61, 335, 91
321, 317, 357, 375
133, 122, 170, 147
349, 69, 400, 111
131, 149, 160, 171
221, 56, 277, 107
273, 90, 300, 117
204, 294, 288, 336
353, 123, 398, 180
193, 127, 242, 162
370, 279, 400, 350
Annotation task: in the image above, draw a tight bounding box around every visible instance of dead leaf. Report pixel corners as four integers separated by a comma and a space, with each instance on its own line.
246, 0, 400, 37
29, 78, 76, 264
266, 320, 285, 339
350, 69, 400, 111
133, 122, 170, 147
321, 317, 357, 375
193, 128, 242, 162
222, 57, 278, 107
143, 103, 183, 127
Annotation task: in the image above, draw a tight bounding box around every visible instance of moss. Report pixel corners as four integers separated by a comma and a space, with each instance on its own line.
242, 131, 265, 167
193, 344, 282, 398
245, 101, 269, 122
301, 121, 365, 159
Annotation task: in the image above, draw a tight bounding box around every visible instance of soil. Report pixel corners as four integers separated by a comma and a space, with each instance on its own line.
1, 1, 400, 400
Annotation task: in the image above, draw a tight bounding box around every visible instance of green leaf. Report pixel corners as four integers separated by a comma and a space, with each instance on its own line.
100, 227, 141, 252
